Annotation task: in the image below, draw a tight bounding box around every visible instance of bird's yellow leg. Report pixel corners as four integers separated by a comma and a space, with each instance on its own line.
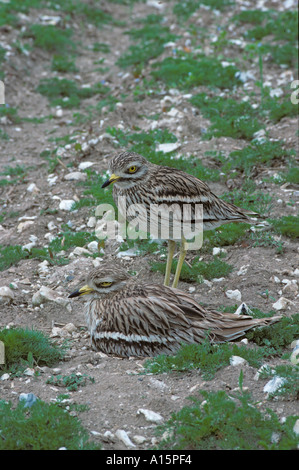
172, 237, 188, 289
164, 240, 176, 287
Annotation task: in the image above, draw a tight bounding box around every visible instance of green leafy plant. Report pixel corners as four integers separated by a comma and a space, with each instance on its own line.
150, 256, 233, 283
36, 78, 110, 108
0, 328, 67, 375
46, 373, 95, 391
144, 338, 275, 379
155, 382, 298, 449
190, 93, 263, 140
0, 399, 101, 450
23, 24, 76, 53
269, 216, 299, 239
151, 55, 241, 90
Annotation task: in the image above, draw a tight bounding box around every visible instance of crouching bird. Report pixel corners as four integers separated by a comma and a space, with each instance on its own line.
68, 264, 281, 358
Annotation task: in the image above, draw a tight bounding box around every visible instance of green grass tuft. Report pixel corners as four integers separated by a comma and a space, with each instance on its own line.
190, 93, 263, 140
144, 338, 275, 379
46, 373, 95, 391
246, 314, 299, 352
0, 399, 101, 450
36, 78, 110, 108
151, 256, 233, 283
155, 385, 298, 450
0, 327, 67, 375
23, 24, 76, 53
151, 56, 241, 90
269, 216, 299, 239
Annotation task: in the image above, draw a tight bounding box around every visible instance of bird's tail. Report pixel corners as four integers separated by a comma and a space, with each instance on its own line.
193, 312, 282, 343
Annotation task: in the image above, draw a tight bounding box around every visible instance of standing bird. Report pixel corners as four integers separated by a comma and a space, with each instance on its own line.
101, 151, 258, 288
69, 264, 281, 358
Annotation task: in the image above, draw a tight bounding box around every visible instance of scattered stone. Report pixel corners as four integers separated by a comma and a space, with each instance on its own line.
37, 260, 50, 276
19, 393, 38, 408
272, 296, 292, 311
263, 376, 286, 395
87, 216, 96, 228
32, 286, 71, 310
137, 408, 164, 423
78, 161, 95, 170
47, 221, 57, 231
293, 419, 299, 436
270, 275, 280, 284
64, 172, 87, 182
156, 142, 180, 153
290, 341, 299, 365
230, 356, 248, 366
282, 280, 298, 297
102, 430, 115, 442
212, 247, 227, 256
87, 241, 99, 253
237, 265, 249, 276
51, 323, 76, 338
1, 373, 10, 381
0, 286, 14, 302
225, 289, 242, 302
132, 435, 147, 445
27, 183, 39, 193
59, 199, 75, 211
115, 429, 136, 448
23, 367, 35, 376
117, 248, 139, 258
254, 364, 272, 381
17, 220, 34, 233
148, 377, 168, 392
72, 246, 91, 256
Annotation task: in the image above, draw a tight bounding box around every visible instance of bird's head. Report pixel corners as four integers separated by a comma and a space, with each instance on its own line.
101, 151, 150, 190
68, 264, 131, 299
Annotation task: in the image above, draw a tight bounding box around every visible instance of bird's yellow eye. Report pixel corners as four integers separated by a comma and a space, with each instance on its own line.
99, 281, 112, 287
128, 166, 137, 173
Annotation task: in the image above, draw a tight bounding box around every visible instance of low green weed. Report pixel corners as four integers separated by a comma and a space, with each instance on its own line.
144, 338, 274, 379
23, 25, 76, 54
0, 399, 101, 450
36, 78, 110, 108
221, 185, 273, 216
250, 231, 284, 254
51, 54, 78, 73
151, 55, 241, 90
246, 314, 299, 353
0, 327, 67, 375
155, 385, 298, 450
190, 93, 263, 140
117, 22, 178, 71
150, 256, 233, 283
234, 9, 298, 67
46, 373, 95, 391
204, 223, 249, 249
259, 364, 299, 400
269, 216, 299, 239
220, 140, 294, 175
173, 0, 234, 20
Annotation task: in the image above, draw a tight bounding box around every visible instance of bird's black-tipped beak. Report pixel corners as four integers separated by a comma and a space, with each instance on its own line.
68, 289, 80, 298
101, 173, 120, 188
68, 285, 94, 298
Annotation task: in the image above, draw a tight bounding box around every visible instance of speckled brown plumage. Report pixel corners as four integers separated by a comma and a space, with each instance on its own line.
103, 151, 258, 232
101, 151, 259, 288
69, 264, 281, 358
